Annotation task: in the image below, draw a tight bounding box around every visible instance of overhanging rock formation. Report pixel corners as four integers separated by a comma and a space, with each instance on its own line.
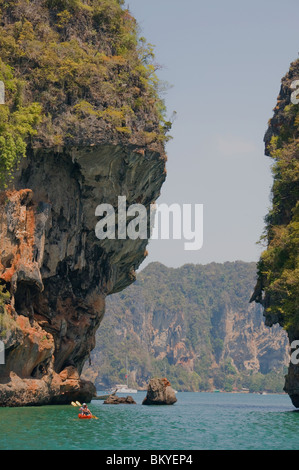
0, 0, 168, 406
0, 145, 166, 406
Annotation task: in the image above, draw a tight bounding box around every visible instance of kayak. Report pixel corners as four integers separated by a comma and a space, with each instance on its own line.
78, 413, 92, 419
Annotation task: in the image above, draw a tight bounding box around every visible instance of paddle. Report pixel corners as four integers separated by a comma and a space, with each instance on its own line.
72, 401, 99, 419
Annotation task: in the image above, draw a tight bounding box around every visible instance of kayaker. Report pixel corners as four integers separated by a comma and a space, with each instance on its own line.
79, 403, 91, 416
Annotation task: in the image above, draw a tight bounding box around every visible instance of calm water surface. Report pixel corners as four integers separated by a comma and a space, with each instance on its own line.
0, 392, 298, 450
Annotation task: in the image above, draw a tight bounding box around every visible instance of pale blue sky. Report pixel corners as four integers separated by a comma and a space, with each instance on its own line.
127, 0, 299, 269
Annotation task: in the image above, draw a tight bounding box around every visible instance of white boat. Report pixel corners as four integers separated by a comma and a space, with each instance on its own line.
111, 356, 138, 394
115, 384, 138, 394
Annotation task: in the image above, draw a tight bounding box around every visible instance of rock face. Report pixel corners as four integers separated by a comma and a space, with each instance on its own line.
0, 145, 166, 406
251, 58, 299, 407
0, 2, 168, 406
104, 395, 136, 405
142, 378, 177, 405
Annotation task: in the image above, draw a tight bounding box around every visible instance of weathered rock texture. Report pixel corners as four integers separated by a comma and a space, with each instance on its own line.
142, 378, 177, 405
104, 395, 136, 405
251, 58, 299, 407
0, 1, 168, 406
0, 145, 166, 406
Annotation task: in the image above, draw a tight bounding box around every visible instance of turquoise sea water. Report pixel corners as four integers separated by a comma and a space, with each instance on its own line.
0, 392, 299, 450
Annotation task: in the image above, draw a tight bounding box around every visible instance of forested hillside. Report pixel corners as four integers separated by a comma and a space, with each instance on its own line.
83, 261, 289, 393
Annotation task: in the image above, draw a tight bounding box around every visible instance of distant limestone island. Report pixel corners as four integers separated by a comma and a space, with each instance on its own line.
82, 261, 289, 394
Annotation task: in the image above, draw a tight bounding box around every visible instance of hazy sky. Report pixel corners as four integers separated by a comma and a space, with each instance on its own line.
127, 0, 299, 269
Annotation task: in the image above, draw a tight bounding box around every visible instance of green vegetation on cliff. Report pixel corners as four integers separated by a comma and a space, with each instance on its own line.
0, 60, 41, 187
0, 0, 170, 187
252, 59, 299, 336
83, 262, 288, 393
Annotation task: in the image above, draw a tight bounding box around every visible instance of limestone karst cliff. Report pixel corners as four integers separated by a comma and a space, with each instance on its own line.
0, 1, 168, 406
83, 262, 289, 392
251, 59, 299, 406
